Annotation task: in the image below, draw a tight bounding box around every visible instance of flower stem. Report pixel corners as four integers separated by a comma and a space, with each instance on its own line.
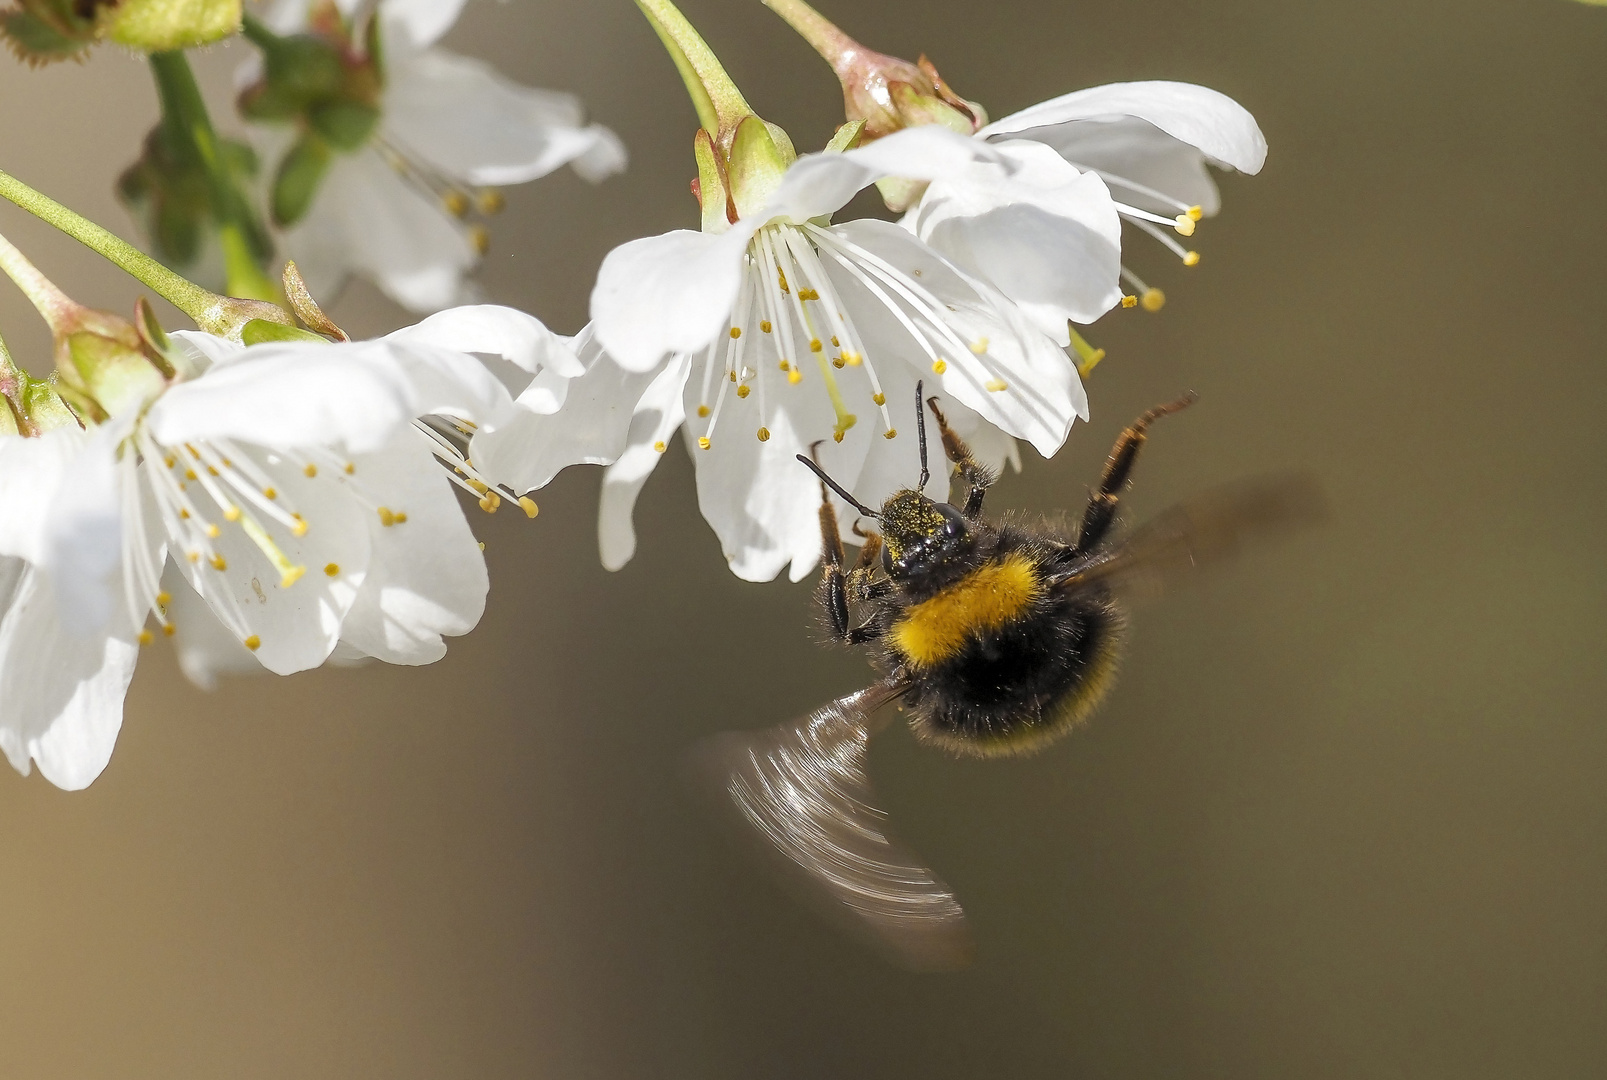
148, 50, 281, 303
761, 0, 860, 74
633, 0, 753, 137
0, 168, 286, 337
0, 228, 79, 330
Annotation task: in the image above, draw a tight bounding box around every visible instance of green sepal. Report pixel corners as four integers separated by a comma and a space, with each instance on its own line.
0, 395, 17, 436
694, 129, 731, 234
237, 21, 347, 120
65, 329, 166, 419
310, 99, 380, 151
23, 378, 79, 432
271, 133, 332, 227
241, 318, 328, 346
889, 82, 975, 135
727, 115, 788, 221
822, 119, 866, 155
0, 9, 90, 63
106, 0, 242, 52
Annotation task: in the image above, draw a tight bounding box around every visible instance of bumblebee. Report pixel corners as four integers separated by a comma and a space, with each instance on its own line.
691, 387, 1325, 970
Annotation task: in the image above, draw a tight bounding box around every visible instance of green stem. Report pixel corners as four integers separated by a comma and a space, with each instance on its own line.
0, 228, 77, 329
0, 167, 282, 337
148, 50, 280, 303
761, 0, 860, 74
633, 0, 753, 137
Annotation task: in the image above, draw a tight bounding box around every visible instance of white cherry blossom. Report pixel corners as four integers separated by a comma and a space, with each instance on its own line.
248, 0, 626, 311
475, 126, 1086, 583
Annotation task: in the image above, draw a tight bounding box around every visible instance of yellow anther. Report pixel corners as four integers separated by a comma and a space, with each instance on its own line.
760, 320, 772, 333
187, 552, 199, 564
343, 463, 355, 475
811, 339, 824, 353
243, 635, 261, 652
206, 466, 219, 477
263, 487, 277, 500
653, 440, 666, 453
787, 369, 802, 385
1141, 288, 1166, 312
223, 505, 241, 522
737, 384, 751, 398
833, 430, 845, 443
291, 514, 308, 537
280, 565, 307, 589
985, 378, 1009, 392
204, 524, 220, 539
138, 629, 153, 646
324, 563, 340, 577
210, 554, 227, 571
478, 495, 497, 513
156, 591, 171, 608
518, 496, 539, 518
730, 327, 742, 339
477, 188, 506, 214
378, 506, 396, 527
467, 478, 489, 494
180, 508, 190, 519
832, 357, 845, 369
1069, 327, 1106, 377
884, 428, 898, 440
187, 445, 201, 458
697, 404, 710, 418
932, 359, 948, 375
304, 463, 318, 478
777, 268, 789, 293
1121, 294, 1138, 308
478, 541, 486, 551
728, 370, 737, 382
469, 225, 491, 256
697, 436, 712, 450
163, 455, 175, 469
872, 392, 886, 406
831, 336, 840, 347
777, 360, 789, 371
443, 190, 470, 217
395, 512, 408, 523
844, 352, 862, 366
1174, 214, 1196, 237
162, 623, 175, 637
1187, 204, 1203, 221
756, 427, 770, 442
970, 338, 989, 354
185, 469, 197, 481
1183, 251, 1201, 267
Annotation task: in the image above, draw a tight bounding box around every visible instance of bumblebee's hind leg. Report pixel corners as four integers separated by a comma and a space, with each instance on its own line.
1072, 392, 1196, 554
926, 397, 997, 517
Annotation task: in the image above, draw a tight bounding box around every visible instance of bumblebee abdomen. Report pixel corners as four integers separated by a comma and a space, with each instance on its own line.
902, 595, 1125, 759
889, 553, 1045, 669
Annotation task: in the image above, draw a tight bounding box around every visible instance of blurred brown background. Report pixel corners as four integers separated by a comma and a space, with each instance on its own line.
1, 0, 1604, 1076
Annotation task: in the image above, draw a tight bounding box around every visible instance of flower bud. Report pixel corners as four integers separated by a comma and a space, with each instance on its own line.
118, 124, 268, 273
51, 303, 168, 421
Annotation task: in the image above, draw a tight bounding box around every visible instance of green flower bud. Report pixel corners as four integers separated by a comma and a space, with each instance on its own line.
271, 131, 333, 228
105, 0, 241, 52
118, 123, 266, 272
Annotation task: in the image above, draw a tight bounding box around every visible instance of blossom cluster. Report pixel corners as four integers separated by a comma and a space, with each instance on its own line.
0, 0, 1265, 788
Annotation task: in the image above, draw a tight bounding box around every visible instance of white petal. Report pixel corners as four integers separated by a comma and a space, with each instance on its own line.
337, 430, 487, 665
39, 423, 131, 636
0, 425, 91, 564
282, 150, 477, 314
981, 81, 1266, 216
381, 0, 468, 47
820, 219, 1086, 457
597, 354, 690, 571
0, 559, 137, 790
161, 562, 261, 691
389, 304, 583, 379
384, 42, 625, 186
591, 228, 755, 373
470, 327, 666, 495
149, 338, 513, 456
909, 140, 1123, 340
166, 452, 370, 676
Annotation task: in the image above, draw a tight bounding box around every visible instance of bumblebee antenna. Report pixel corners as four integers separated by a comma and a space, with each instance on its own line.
796, 454, 880, 518
915, 380, 930, 492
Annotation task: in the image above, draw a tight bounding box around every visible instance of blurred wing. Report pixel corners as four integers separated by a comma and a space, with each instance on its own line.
1057, 472, 1329, 602
687, 682, 974, 971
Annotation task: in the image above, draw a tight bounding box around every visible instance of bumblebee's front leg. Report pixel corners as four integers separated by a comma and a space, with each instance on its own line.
814, 475, 853, 643
926, 397, 997, 517
1072, 392, 1196, 554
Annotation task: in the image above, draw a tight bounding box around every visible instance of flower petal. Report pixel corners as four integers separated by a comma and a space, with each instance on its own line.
597, 354, 690, 571
282, 149, 477, 313
819, 219, 1086, 458
337, 430, 488, 665
380, 0, 468, 47
0, 558, 137, 791
161, 562, 260, 691
909, 140, 1123, 340
0, 425, 92, 564
591, 228, 754, 373
980, 81, 1266, 216
384, 39, 626, 186
389, 304, 582, 379
470, 327, 667, 495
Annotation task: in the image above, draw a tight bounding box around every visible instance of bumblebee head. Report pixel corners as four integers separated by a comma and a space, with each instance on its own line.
876, 490, 975, 589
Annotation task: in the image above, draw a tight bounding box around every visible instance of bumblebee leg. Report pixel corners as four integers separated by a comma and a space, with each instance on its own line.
810, 444, 854, 641
926, 397, 997, 517
1073, 392, 1196, 554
